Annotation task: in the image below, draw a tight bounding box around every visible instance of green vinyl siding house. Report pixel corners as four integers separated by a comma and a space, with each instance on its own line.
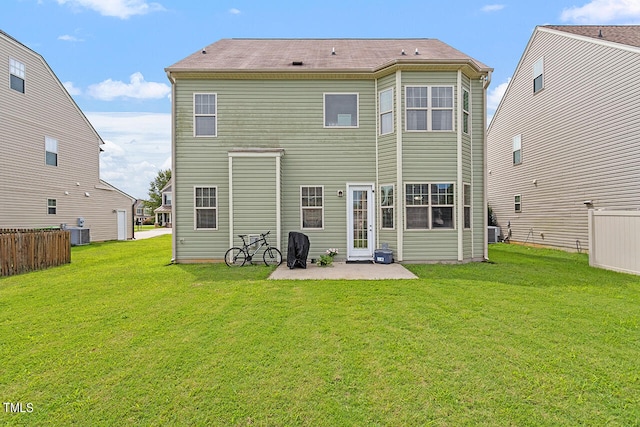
166, 39, 492, 263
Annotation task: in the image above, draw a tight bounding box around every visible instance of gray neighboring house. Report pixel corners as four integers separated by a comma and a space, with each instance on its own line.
154, 180, 172, 227
0, 30, 134, 241
487, 25, 640, 251
166, 39, 492, 263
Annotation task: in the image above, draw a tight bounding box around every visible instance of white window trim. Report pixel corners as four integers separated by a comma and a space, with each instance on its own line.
45, 136, 58, 167
380, 184, 395, 230
463, 182, 471, 230
9, 57, 25, 93
323, 93, 359, 128
47, 198, 57, 215
513, 134, 522, 165
515, 194, 522, 213
405, 86, 455, 132
462, 88, 470, 135
533, 57, 544, 93
300, 185, 324, 230
193, 93, 217, 138
404, 182, 456, 231
379, 88, 394, 135
194, 185, 218, 231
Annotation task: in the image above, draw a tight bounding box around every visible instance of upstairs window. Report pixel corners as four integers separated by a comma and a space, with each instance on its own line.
462, 89, 470, 134
163, 192, 172, 206
406, 86, 428, 131
324, 94, 358, 127
533, 57, 544, 93
379, 88, 394, 135
194, 93, 217, 137
513, 134, 522, 165
406, 86, 454, 131
45, 137, 58, 167
10, 58, 25, 93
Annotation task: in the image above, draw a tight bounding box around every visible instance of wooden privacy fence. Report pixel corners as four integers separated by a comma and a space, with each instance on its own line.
588, 210, 640, 276
0, 229, 71, 277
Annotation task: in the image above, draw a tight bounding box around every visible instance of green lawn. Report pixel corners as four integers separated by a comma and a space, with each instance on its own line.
1, 237, 638, 426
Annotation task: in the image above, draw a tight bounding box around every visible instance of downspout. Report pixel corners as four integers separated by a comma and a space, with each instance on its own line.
228, 156, 234, 250
167, 71, 177, 263
395, 70, 403, 261
483, 71, 492, 261
375, 78, 379, 249
457, 70, 464, 261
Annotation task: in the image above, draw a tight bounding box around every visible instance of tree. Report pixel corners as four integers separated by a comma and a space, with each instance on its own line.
145, 169, 171, 212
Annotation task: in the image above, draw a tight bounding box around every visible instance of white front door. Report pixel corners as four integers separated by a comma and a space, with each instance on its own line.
117, 210, 126, 240
347, 184, 374, 261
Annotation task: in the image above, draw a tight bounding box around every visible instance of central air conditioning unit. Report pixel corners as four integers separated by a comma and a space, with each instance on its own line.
487, 226, 500, 244
70, 228, 91, 246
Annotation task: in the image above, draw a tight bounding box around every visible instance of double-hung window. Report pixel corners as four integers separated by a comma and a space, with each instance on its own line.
513, 134, 522, 165
10, 58, 25, 93
379, 88, 393, 135
405, 183, 429, 229
194, 186, 217, 230
194, 93, 217, 137
301, 186, 323, 229
533, 57, 544, 93
380, 184, 394, 229
324, 93, 358, 127
405, 183, 455, 229
462, 89, 470, 134
463, 183, 471, 229
47, 199, 57, 215
515, 195, 522, 213
406, 86, 454, 131
405, 86, 428, 131
45, 137, 58, 167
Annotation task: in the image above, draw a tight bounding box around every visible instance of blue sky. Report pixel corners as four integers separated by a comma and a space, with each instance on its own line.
3, 0, 640, 198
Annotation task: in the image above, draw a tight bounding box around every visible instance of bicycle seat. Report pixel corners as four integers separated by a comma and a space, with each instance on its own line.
238, 234, 248, 238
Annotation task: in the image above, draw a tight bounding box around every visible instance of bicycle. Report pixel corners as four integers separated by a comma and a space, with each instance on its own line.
224, 231, 282, 267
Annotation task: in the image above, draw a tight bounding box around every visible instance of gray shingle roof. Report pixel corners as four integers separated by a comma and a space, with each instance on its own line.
544, 25, 640, 48
166, 38, 491, 73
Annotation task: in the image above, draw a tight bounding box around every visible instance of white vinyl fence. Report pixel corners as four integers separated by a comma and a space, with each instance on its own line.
588, 209, 640, 275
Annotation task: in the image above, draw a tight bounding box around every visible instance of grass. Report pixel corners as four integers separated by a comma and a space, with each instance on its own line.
1, 237, 639, 426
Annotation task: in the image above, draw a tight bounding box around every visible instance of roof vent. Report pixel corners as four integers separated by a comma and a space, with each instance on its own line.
332, 47, 336, 55
202, 48, 206, 54
292, 61, 304, 66
415, 48, 420, 55
598, 29, 603, 38
401, 49, 406, 55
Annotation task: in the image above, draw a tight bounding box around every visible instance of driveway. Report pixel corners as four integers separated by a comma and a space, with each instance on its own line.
133, 228, 172, 240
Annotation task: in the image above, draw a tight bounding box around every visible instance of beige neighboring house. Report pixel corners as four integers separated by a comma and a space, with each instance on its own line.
487, 25, 640, 251
154, 180, 172, 227
0, 30, 134, 241
134, 199, 153, 225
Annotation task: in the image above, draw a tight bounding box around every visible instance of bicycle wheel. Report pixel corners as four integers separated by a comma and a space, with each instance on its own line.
225, 247, 247, 267
263, 247, 282, 266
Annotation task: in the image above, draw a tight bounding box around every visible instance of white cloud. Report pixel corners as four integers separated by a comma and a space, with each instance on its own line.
229, 8, 241, 15
56, 0, 165, 19
481, 4, 505, 12
87, 112, 171, 198
87, 72, 170, 101
561, 0, 640, 24
58, 34, 83, 42
488, 77, 510, 112
63, 81, 82, 96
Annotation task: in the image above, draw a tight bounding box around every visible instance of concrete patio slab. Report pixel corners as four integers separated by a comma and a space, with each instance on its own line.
269, 261, 418, 280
